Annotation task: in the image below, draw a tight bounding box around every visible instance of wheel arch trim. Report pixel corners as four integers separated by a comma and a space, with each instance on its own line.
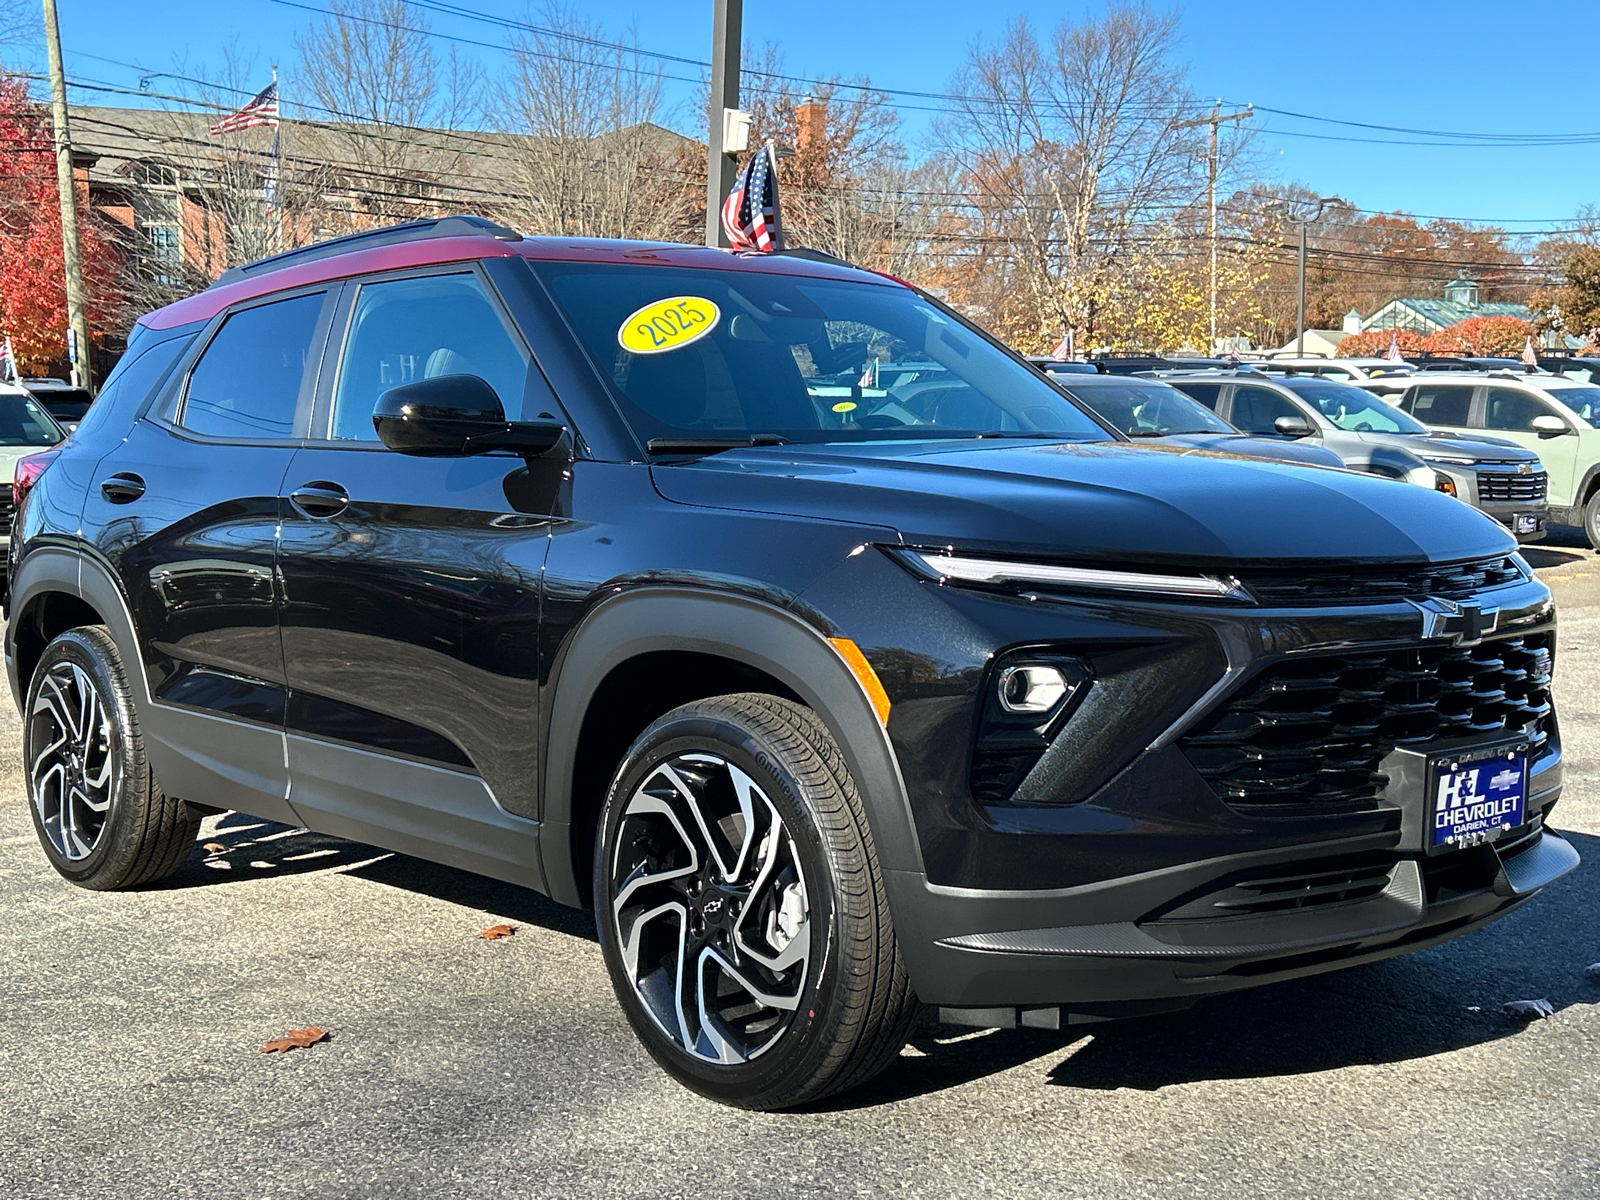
538, 586, 923, 908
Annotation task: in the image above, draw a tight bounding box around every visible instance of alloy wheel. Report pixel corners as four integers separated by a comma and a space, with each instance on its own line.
29, 659, 120, 861
609, 752, 811, 1065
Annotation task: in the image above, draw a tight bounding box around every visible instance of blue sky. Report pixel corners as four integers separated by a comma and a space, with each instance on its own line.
43, 0, 1596, 236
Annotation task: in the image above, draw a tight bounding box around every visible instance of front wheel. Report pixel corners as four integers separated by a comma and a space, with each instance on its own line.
1584, 489, 1600, 550
594, 693, 919, 1109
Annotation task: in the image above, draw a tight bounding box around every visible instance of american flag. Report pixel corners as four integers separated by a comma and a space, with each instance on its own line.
721, 143, 785, 253
1383, 333, 1404, 363
210, 81, 279, 136
0, 336, 15, 384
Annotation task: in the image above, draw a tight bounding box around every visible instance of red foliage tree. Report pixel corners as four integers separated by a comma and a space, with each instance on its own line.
1336, 328, 1430, 357
1425, 315, 1532, 356
0, 76, 120, 373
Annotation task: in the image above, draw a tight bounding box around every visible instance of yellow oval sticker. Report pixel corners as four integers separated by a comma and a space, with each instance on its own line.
618, 296, 721, 355
831, 401, 857, 413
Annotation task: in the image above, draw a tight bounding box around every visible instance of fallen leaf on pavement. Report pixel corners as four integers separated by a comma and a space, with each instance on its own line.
202, 842, 227, 855
480, 924, 517, 940
1502, 999, 1554, 1019
261, 1027, 328, 1053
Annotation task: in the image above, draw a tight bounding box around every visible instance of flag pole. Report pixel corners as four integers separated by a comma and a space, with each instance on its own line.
272, 63, 282, 254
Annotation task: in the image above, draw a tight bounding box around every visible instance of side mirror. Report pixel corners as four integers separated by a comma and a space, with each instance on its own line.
1531, 414, 1570, 437
374, 374, 567, 457
1273, 415, 1314, 436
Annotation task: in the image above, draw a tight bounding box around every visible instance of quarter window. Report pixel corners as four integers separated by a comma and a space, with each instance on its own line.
330, 273, 528, 441
1173, 382, 1222, 410
182, 293, 324, 439
1406, 384, 1473, 426
1484, 388, 1554, 433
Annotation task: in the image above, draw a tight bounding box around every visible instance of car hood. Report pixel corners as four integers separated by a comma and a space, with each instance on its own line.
1148, 433, 1347, 469
650, 439, 1515, 566
1353, 430, 1541, 463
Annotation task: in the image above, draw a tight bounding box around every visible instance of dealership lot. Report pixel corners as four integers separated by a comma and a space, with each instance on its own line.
2, 536, 1597, 1200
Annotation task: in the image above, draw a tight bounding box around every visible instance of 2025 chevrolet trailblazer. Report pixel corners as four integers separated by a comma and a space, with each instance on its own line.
7, 216, 1577, 1109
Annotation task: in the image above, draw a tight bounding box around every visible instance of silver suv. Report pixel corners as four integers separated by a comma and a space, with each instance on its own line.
1377, 370, 1600, 546
1166, 371, 1549, 541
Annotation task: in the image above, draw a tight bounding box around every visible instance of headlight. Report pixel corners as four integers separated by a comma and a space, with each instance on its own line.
1435, 472, 1458, 497
902, 550, 1252, 602
1403, 464, 1439, 488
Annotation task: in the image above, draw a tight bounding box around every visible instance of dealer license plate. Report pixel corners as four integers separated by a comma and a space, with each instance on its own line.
1514, 513, 1540, 534
1430, 744, 1527, 851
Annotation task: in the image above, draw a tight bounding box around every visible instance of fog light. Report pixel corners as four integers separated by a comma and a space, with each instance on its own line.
1435, 473, 1458, 497
998, 665, 1072, 714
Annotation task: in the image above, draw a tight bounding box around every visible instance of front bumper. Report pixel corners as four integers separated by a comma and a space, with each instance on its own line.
892, 821, 1576, 1011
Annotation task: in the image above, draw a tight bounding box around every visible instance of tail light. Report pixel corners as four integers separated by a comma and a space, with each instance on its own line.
13, 450, 60, 513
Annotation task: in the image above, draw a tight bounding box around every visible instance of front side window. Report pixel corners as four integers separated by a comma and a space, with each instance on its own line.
182, 292, 324, 439
1229, 385, 1305, 434
330, 273, 529, 441
1484, 388, 1557, 432
1285, 379, 1428, 433
1406, 384, 1473, 426
533, 262, 1106, 445
1063, 381, 1233, 436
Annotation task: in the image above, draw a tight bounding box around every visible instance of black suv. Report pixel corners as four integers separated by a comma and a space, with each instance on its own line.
7, 217, 1577, 1109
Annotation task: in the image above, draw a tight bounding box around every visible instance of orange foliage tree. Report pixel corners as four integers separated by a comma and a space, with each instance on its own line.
0, 76, 120, 373
1425, 315, 1532, 356
1336, 329, 1430, 357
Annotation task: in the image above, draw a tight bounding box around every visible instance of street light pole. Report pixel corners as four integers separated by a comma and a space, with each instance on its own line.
704, 0, 742, 249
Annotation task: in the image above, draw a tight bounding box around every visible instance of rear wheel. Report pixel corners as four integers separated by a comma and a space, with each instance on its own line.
24, 626, 200, 889
594, 693, 919, 1109
1584, 489, 1600, 550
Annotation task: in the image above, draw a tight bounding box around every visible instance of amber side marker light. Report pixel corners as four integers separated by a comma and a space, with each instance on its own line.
1435, 473, 1458, 497
827, 637, 891, 727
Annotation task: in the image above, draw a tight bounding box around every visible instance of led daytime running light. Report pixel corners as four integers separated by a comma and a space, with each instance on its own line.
910, 551, 1251, 602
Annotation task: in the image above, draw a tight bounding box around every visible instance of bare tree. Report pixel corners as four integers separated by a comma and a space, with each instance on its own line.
493, 3, 696, 241
932, 4, 1240, 351
0, 0, 35, 58
295, 0, 481, 224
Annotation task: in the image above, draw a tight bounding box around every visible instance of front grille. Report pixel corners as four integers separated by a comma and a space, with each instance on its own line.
1151, 853, 1398, 921
1478, 471, 1547, 503
0, 496, 13, 526
1241, 556, 1523, 606
1180, 632, 1553, 812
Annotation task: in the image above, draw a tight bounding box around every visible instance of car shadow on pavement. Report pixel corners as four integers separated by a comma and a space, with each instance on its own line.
1523, 545, 1588, 569
836, 830, 1599, 1107
155, 812, 599, 940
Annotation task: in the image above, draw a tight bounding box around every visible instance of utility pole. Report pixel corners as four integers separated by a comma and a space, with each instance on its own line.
1175, 102, 1251, 354
704, 0, 743, 248
41, 0, 93, 391
1296, 221, 1307, 358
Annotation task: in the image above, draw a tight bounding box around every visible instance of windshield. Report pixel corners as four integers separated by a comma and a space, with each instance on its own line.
1284, 378, 1430, 434
1544, 386, 1600, 424
1063, 381, 1234, 436
533, 262, 1108, 447
0, 394, 63, 446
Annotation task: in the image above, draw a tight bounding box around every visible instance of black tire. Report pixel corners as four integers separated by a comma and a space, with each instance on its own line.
23, 626, 200, 889
594, 693, 920, 1110
1584, 489, 1600, 551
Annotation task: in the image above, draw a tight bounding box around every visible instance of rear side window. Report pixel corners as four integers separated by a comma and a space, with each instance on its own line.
1407, 384, 1473, 425
182, 292, 324, 439
72, 330, 198, 445
1171, 382, 1222, 409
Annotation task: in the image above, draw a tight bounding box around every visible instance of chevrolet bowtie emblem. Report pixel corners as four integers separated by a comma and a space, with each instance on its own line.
1410, 597, 1499, 644
1518, 463, 1532, 474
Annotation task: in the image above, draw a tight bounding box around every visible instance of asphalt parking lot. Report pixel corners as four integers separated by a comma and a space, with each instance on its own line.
3, 532, 1599, 1200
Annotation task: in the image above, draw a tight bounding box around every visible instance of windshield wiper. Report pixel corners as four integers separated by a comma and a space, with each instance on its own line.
646, 434, 791, 456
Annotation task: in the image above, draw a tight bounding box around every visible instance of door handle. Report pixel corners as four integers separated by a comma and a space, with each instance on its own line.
289, 482, 350, 519
100, 473, 145, 504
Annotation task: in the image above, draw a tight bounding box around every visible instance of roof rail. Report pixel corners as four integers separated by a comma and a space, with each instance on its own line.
212, 214, 522, 287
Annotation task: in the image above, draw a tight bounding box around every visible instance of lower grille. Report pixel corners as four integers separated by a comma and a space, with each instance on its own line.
1153, 853, 1398, 921
1478, 471, 1547, 503
1242, 556, 1523, 606
1180, 632, 1553, 812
